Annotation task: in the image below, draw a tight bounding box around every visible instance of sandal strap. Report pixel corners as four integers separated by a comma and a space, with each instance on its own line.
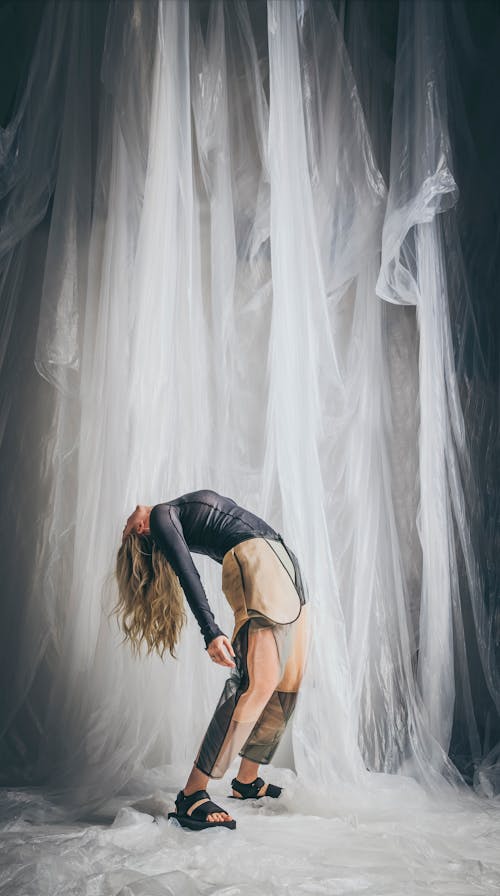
175, 789, 208, 813
190, 799, 228, 820
231, 776, 265, 798
264, 782, 282, 798
175, 789, 228, 820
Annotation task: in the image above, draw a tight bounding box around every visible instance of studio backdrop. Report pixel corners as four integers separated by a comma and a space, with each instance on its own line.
1, 0, 499, 817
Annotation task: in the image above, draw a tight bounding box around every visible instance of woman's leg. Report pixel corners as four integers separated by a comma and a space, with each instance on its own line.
232, 606, 309, 794
177, 626, 282, 822
191, 625, 282, 781
231, 627, 282, 725
177, 626, 281, 823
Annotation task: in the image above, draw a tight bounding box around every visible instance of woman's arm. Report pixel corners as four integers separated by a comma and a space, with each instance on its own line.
149, 503, 225, 648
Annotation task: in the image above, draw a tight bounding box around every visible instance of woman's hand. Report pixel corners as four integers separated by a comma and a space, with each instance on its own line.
207, 634, 236, 668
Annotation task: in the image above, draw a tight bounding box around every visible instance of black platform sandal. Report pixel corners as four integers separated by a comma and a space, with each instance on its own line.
167, 789, 236, 831
230, 776, 282, 800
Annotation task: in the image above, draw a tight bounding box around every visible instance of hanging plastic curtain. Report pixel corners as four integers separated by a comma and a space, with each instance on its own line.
376, 0, 500, 794
0, 0, 100, 810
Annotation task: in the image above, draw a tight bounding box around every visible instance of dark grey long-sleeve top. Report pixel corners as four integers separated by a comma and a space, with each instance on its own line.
149, 489, 281, 647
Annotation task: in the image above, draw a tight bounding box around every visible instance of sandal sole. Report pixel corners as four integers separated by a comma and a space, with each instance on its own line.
167, 812, 236, 831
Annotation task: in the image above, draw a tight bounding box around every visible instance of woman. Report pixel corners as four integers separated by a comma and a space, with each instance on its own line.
115, 488, 308, 831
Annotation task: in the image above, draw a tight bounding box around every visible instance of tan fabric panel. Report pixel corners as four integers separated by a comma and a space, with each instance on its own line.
221, 536, 301, 642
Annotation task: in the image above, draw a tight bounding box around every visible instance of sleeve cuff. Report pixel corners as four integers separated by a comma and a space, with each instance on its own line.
203, 625, 225, 648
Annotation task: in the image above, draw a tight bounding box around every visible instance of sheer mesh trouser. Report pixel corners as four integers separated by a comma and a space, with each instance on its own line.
194, 545, 307, 779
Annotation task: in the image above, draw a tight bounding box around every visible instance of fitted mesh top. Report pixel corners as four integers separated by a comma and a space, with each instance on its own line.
149, 489, 281, 647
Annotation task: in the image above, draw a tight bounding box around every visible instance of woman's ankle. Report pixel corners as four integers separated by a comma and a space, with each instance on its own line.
235, 758, 260, 784
183, 764, 210, 796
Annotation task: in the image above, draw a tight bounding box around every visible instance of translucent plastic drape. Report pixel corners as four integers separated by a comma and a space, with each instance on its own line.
1, 1, 500, 891
376, 0, 500, 792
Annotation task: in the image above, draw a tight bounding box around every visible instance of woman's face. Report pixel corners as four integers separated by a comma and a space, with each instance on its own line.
122, 505, 150, 542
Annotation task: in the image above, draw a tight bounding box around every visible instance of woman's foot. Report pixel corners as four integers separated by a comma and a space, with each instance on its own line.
231, 776, 282, 799
182, 765, 234, 824
168, 789, 236, 830
183, 786, 233, 824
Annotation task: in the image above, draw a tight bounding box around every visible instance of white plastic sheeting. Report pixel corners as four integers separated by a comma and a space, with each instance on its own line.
1, 0, 500, 893
2, 766, 500, 896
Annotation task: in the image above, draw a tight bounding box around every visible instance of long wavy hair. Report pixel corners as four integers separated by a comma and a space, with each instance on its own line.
114, 532, 186, 659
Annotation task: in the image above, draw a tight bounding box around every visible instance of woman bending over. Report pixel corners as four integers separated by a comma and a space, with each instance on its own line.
115, 489, 308, 831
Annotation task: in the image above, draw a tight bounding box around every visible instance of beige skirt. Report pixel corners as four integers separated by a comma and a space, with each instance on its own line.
221, 536, 302, 644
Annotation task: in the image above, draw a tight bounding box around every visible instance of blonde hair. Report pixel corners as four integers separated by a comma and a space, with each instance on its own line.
114, 532, 186, 659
